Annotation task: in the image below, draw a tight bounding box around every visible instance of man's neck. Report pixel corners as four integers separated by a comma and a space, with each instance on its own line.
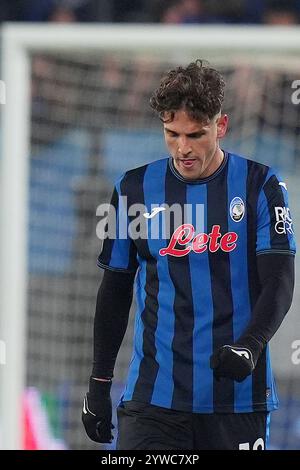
200, 147, 224, 179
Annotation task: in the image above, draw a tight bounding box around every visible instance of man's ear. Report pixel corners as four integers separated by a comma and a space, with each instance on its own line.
217, 114, 228, 139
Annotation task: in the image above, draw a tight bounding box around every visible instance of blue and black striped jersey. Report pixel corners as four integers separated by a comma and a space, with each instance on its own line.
98, 152, 296, 413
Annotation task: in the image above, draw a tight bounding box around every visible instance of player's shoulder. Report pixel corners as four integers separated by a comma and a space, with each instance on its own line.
116, 157, 169, 189
228, 151, 269, 173
228, 151, 278, 188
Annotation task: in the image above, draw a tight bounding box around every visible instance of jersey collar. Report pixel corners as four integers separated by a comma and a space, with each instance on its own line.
169, 151, 229, 185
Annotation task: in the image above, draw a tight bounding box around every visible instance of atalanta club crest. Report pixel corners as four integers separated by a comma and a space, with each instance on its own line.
230, 197, 245, 222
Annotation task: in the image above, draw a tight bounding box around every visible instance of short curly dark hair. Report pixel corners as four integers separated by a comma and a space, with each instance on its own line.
150, 59, 225, 122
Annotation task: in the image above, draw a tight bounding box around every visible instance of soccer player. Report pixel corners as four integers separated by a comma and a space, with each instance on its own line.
82, 60, 296, 450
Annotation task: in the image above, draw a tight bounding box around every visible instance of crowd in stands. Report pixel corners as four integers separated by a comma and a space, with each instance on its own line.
0, 0, 300, 25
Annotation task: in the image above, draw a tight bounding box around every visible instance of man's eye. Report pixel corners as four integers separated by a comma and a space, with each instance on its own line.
191, 133, 204, 139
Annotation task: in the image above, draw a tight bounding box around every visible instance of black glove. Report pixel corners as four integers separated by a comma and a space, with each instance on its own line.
210, 344, 256, 382
82, 377, 114, 443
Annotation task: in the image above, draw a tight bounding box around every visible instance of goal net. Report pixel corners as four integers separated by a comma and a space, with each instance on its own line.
1, 25, 300, 450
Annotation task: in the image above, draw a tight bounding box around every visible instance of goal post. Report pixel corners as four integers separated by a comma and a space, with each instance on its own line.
0, 27, 31, 450
1, 24, 300, 450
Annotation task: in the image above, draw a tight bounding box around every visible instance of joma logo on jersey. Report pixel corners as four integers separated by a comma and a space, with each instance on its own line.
274, 207, 294, 235
159, 224, 238, 257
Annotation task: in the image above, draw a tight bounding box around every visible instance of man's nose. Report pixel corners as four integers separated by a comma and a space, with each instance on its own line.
178, 137, 192, 156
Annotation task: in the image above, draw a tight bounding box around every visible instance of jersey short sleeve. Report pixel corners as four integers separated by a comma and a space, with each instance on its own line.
256, 170, 296, 256
97, 182, 138, 274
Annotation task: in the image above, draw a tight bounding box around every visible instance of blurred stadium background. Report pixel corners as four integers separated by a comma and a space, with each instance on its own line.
0, 0, 300, 451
